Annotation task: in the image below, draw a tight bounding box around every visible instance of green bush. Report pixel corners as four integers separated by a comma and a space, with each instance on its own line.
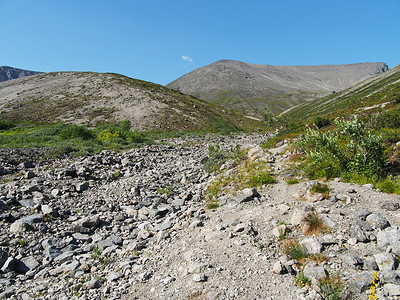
297, 116, 386, 179
60, 124, 94, 140
0, 118, 15, 130
314, 116, 330, 129
371, 110, 400, 129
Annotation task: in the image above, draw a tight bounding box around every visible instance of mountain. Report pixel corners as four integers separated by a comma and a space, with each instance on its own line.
0, 66, 42, 82
283, 64, 400, 121
0, 71, 262, 132
167, 60, 388, 116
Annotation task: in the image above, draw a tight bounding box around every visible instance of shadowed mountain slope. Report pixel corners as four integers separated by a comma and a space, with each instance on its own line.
167, 60, 388, 116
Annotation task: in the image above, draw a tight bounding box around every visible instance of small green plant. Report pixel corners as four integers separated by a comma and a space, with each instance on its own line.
369, 271, 379, 300
113, 171, 122, 180
319, 274, 344, 300
246, 170, 277, 187
286, 179, 299, 185
157, 185, 173, 195
282, 239, 308, 261
91, 245, 110, 265
294, 272, 311, 287
17, 238, 28, 246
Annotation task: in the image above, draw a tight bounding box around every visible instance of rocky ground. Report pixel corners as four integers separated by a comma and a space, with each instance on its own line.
1, 134, 400, 299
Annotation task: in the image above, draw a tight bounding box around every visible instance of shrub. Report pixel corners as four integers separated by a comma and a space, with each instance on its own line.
314, 116, 330, 129
296, 116, 386, 179
246, 171, 277, 187
60, 124, 94, 140
0, 118, 15, 130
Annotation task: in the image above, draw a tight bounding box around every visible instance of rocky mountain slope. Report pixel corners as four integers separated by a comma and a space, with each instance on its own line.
0, 71, 261, 132
0, 66, 42, 83
167, 60, 388, 116
1, 134, 400, 299
283, 64, 400, 121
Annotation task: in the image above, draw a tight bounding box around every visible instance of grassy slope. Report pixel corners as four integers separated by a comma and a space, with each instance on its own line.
284, 65, 400, 122
0, 72, 263, 133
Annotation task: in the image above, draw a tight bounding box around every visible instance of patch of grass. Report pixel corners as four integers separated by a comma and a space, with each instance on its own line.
286, 179, 300, 185
303, 212, 330, 236
319, 274, 344, 300
246, 170, 277, 187
282, 239, 309, 261
294, 272, 312, 288
310, 183, 330, 199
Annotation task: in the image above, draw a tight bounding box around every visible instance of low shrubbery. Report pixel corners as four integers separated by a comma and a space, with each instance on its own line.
0, 119, 153, 157
296, 116, 385, 180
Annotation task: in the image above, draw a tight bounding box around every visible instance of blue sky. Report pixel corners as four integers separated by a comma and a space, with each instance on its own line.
1, 0, 399, 85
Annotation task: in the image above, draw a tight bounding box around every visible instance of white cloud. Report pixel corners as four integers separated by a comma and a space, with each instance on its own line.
181, 55, 193, 63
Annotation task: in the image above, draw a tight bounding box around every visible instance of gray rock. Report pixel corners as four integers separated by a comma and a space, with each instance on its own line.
1, 256, 16, 273
374, 252, 397, 271
0, 250, 7, 268
54, 251, 74, 264
366, 213, 390, 230
15, 256, 40, 274
300, 237, 322, 255
107, 271, 123, 282
18, 199, 36, 207
76, 182, 89, 192
226, 188, 259, 205
10, 221, 31, 233
349, 224, 369, 242
362, 183, 375, 189
303, 263, 327, 286
19, 214, 43, 224
379, 270, 400, 285
381, 200, 400, 211
347, 271, 375, 294
377, 227, 400, 250
41, 204, 56, 216
384, 284, 400, 296
83, 279, 101, 290
352, 208, 372, 220
192, 273, 207, 282
364, 256, 379, 271
43, 247, 62, 262
341, 253, 363, 269
97, 239, 115, 251
272, 261, 287, 274
76, 215, 101, 228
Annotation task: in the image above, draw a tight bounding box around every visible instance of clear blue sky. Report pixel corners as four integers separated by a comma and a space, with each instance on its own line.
1, 0, 399, 85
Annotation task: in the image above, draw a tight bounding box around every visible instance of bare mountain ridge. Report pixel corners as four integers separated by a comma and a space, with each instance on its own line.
167, 60, 388, 115
0, 71, 260, 131
0, 66, 42, 82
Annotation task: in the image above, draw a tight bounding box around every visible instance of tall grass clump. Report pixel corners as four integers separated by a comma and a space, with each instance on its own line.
296, 116, 385, 180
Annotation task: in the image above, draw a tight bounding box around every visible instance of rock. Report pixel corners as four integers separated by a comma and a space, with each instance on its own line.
380, 270, 400, 285
377, 227, 400, 250
374, 252, 397, 271
234, 223, 246, 233
75, 182, 89, 192
10, 221, 31, 233
272, 261, 287, 274
83, 279, 101, 290
226, 188, 259, 206
41, 204, 57, 216
303, 263, 327, 286
277, 204, 290, 214
192, 273, 207, 282
341, 253, 363, 269
349, 224, 369, 243
366, 213, 390, 230
300, 237, 322, 255
76, 215, 101, 228
290, 208, 308, 226
0, 250, 8, 268
1, 256, 16, 273
363, 183, 375, 189
107, 271, 123, 282
347, 271, 375, 294
384, 284, 400, 296
15, 256, 40, 274
381, 200, 400, 211
54, 251, 74, 264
